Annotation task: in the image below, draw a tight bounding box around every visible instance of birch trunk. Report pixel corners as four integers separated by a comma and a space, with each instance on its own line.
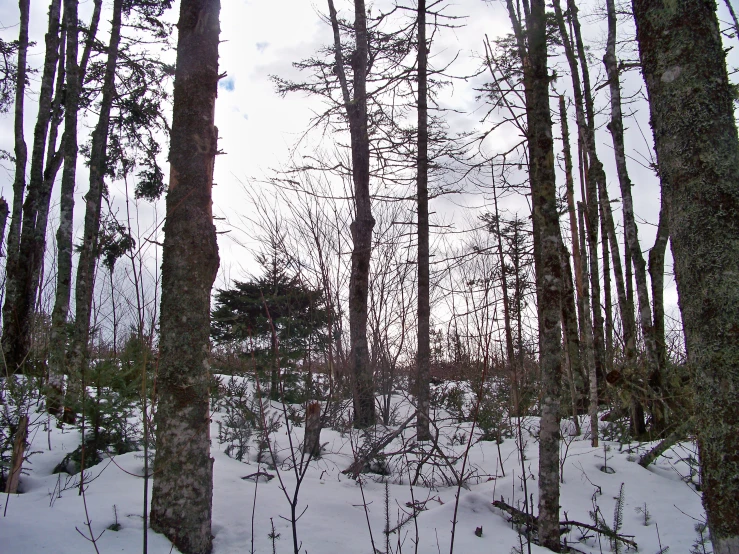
149, 1, 221, 552
633, 1, 739, 550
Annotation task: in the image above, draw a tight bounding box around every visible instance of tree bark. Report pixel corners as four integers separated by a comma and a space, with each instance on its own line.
552, 0, 606, 391
149, 1, 221, 552
560, 242, 582, 435
526, 1, 563, 549
579, 202, 598, 446
599, 199, 614, 374
303, 401, 322, 458
48, 0, 81, 417
416, 0, 431, 442
2, 0, 30, 373
0, 198, 8, 257
327, 0, 375, 428
633, 1, 739, 551
604, 0, 664, 436
2, 0, 63, 376
648, 195, 669, 372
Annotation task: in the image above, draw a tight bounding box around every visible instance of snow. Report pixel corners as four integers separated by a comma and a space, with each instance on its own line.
1, 378, 707, 553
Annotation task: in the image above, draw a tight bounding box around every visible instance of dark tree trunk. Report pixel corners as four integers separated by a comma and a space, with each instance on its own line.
21, 0, 62, 293
633, 1, 739, 550
2, 0, 30, 373
149, 1, 221, 553
327, 0, 375, 428
2, 0, 63, 375
560, 241, 582, 435
648, 195, 669, 372
526, 1, 563, 549
416, 0, 431, 442
552, 0, 606, 392
48, 0, 81, 417
68, 0, 123, 385
579, 201, 598, 446
0, 198, 8, 257
604, 0, 660, 377
599, 200, 614, 374
493, 184, 520, 416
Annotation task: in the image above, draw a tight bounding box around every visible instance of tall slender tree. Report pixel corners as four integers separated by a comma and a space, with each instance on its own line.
2, 0, 30, 373
67, 0, 124, 389
633, 1, 739, 551
416, 0, 431, 442
149, 0, 221, 552
48, 0, 82, 416
327, 0, 376, 428
527, 0, 564, 547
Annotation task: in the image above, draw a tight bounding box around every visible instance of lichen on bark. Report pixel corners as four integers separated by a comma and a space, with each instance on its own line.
633, 1, 739, 550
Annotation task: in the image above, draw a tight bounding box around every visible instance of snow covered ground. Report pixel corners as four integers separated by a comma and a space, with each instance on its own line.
1, 377, 708, 553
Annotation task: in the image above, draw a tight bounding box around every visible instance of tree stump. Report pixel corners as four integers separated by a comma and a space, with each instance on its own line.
5, 415, 28, 493
303, 402, 322, 458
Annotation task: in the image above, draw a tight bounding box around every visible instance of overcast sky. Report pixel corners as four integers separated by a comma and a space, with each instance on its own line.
2, 0, 738, 321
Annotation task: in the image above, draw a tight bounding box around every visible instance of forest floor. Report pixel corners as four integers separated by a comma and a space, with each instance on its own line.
1, 376, 707, 553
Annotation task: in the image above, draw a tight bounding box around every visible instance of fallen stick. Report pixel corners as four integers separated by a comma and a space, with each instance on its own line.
492, 498, 638, 549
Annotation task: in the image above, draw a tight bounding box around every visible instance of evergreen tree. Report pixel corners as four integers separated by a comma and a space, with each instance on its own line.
211, 244, 329, 400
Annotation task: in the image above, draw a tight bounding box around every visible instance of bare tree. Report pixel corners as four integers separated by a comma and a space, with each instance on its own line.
327, 0, 376, 428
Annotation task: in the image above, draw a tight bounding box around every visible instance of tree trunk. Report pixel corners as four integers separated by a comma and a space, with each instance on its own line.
0, 198, 8, 257
560, 242, 582, 435
526, 1, 563, 549
552, 0, 606, 392
68, 0, 123, 390
327, 0, 375, 428
303, 401, 322, 458
633, 1, 739, 550
2, 0, 30, 373
21, 0, 62, 295
48, 0, 81, 417
648, 195, 669, 372
579, 202, 598, 447
2, 0, 63, 376
416, 0, 431, 442
599, 199, 614, 374
604, 0, 664, 436
492, 184, 520, 416
149, 1, 221, 553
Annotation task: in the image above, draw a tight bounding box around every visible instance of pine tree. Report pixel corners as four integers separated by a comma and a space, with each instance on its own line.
211, 243, 328, 400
